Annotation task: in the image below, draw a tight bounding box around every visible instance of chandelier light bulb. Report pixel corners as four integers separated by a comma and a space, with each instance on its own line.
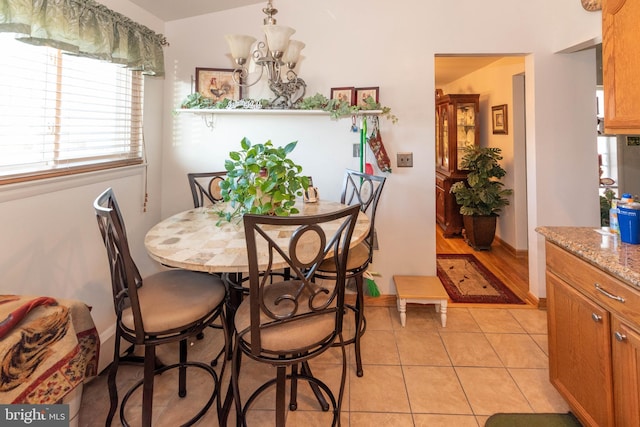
282, 40, 305, 67
225, 34, 257, 61
263, 25, 295, 57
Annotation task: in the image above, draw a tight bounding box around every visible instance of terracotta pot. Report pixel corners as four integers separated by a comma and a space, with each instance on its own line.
462, 215, 497, 251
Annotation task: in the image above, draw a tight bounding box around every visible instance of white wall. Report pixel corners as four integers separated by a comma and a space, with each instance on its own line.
0, 0, 602, 369
162, 0, 601, 300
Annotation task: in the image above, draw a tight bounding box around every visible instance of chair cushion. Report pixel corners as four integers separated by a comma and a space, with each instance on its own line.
121, 270, 226, 335
234, 281, 336, 354
318, 241, 370, 273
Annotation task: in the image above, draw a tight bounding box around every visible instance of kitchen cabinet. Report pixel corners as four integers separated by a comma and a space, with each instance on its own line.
602, 0, 640, 134
545, 241, 640, 426
435, 93, 479, 237
611, 316, 640, 427
546, 269, 614, 427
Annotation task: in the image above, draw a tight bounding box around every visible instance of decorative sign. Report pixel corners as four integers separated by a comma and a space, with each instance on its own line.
627, 136, 640, 146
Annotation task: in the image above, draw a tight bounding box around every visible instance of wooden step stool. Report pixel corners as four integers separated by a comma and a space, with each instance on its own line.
394, 275, 449, 327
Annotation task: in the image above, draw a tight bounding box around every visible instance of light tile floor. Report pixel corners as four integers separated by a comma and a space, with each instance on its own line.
78, 305, 570, 426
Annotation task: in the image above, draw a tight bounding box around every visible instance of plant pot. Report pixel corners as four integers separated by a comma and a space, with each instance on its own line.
462, 214, 497, 251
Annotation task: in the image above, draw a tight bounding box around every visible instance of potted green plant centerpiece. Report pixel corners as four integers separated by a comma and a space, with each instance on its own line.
216, 137, 309, 223
450, 145, 513, 250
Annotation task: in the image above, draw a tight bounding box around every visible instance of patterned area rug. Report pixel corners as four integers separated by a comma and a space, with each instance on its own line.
436, 254, 524, 304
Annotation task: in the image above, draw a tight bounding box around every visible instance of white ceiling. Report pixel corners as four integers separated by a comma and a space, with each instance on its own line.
128, 1, 507, 86
129, 0, 264, 21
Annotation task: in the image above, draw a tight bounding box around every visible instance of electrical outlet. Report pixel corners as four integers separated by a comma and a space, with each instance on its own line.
353, 143, 360, 157
397, 152, 413, 167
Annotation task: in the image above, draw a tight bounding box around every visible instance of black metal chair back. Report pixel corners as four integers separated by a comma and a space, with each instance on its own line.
188, 171, 227, 208
94, 188, 146, 341
341, 169, 386, 262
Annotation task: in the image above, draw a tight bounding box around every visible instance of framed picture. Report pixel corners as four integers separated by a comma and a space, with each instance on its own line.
355, 87, 379, 107
491, 104, 508, 135
195, 67, 242, 102
330, 87, 355, 105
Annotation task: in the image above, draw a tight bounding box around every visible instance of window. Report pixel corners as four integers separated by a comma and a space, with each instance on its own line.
0, 34, 144, 184
596, 88, 618, 197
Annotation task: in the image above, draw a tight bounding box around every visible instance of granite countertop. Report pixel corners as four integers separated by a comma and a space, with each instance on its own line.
536, 226, 640, 289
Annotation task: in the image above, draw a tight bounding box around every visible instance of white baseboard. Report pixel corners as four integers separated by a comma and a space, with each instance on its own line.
97, 324, 117, 373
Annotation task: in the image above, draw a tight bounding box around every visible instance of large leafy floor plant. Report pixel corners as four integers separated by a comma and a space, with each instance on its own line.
450, 145, 513, 250
216, 138, 309, 223
450, 145, 512, 216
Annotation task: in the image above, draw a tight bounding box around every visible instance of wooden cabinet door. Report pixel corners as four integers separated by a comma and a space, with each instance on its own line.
612, 316, 640, 427
547, 271, 615, 427
435, 182, 445, 226
603, 0, 640, 134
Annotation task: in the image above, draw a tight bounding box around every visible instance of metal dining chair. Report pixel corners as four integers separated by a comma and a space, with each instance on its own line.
231, 204, 360, 427
187, 171, 227, 208
94, 188, 227, 427
316, 169, 386, 377
188, 171, 232, 363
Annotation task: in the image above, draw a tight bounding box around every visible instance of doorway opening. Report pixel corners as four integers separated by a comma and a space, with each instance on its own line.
434, 54, 530, 302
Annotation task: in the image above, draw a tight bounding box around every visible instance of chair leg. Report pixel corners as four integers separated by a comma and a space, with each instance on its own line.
301, 361, 329, 411
229, 336, 244, 427
142, 345, 156, 427
276, 366, 287, 427
179, 339, 187, 398
354, 274, 365, 377
336, 333, 348, 427
289, 363, 299, 410
105, 330, 121, 427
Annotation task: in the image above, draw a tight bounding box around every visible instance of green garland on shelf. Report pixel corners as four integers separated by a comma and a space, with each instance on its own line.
178, 92, 398, 123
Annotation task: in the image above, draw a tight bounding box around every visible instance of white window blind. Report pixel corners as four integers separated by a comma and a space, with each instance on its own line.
0, 34, 144, 184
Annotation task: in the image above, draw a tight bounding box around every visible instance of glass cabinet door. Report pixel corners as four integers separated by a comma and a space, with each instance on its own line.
436, 103, 449, 170
442, 106, 449, 169
436, 106, 442, 167
456, 102, 476, 170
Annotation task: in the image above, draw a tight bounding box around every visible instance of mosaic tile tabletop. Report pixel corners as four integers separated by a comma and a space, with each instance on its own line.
145, 201, 370, 274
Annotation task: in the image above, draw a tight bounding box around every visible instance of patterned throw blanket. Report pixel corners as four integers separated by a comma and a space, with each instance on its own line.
0, 295, 99, 404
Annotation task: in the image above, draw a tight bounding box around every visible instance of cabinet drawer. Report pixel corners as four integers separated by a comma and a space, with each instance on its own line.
435, 175, 445, 189
546, 242, 640, 326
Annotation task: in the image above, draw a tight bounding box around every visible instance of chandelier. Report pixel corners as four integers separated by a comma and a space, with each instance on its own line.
224, 1, 306, 108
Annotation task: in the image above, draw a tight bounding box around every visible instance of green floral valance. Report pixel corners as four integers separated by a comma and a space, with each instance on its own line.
0, 0, 167, 76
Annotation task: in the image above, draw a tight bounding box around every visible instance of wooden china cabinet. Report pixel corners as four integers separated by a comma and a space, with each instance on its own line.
435, 93, 479, 237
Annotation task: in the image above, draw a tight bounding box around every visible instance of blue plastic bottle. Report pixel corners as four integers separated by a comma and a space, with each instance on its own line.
610, 199, 619, 234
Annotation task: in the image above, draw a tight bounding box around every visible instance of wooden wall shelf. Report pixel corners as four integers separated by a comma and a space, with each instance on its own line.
175, 108, 383, 129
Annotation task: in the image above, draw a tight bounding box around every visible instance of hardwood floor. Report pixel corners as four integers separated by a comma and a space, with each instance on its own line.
361, 225, 535, 309
436, 224, 534, 306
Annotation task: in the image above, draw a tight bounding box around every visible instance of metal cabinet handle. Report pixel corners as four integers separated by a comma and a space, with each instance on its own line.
594, 283, 626, 303
591, 313, 603, 322
615, 331, 627, 342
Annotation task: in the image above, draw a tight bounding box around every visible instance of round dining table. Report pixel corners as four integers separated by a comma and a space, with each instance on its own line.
144, 199, 370, 274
